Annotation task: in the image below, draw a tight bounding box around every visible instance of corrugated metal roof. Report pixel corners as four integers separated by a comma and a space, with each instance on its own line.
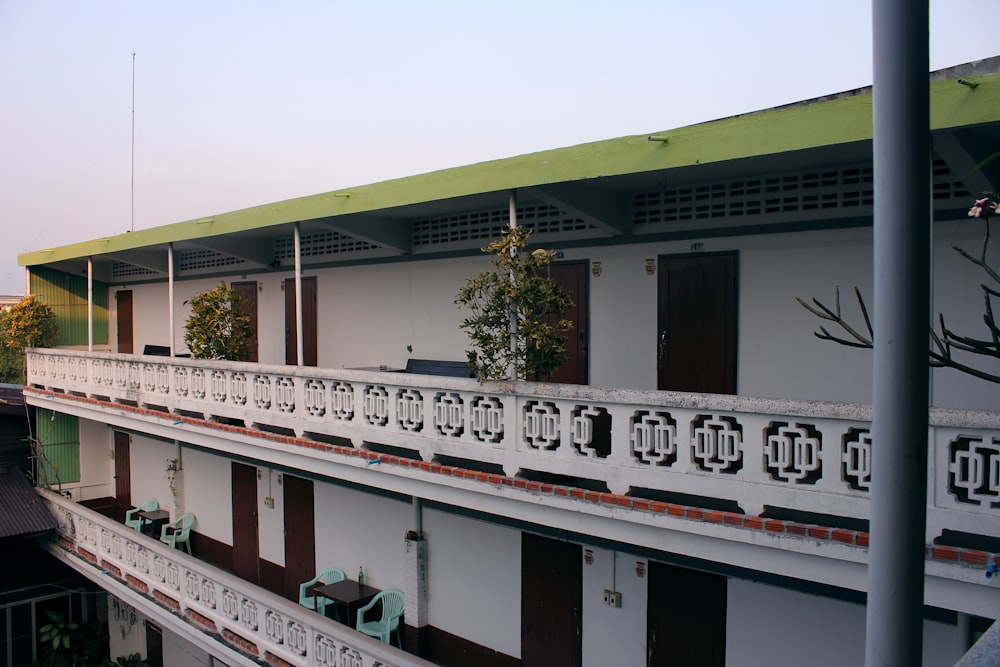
0, 465, 56, 539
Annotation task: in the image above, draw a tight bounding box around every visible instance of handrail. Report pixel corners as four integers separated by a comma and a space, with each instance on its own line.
27, 348, 1000, 543
42, 489, 435, 667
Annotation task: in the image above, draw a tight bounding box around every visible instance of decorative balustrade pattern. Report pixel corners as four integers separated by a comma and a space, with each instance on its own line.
28, 349, 1000, 540
44, 491, 424, 667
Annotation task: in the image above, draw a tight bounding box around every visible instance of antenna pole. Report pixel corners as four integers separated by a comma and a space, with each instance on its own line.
131, 51, 136, 232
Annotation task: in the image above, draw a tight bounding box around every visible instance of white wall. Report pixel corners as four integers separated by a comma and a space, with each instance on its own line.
108, 219, 1000, 410
127, 434, 175, 512
422, 508, 521, 658
314, 257, 479, 370
180, 446, 233, 543
581, 547, 647, 667
726, 578, 961, 667
76, 418, 113, 500
312, 481, 412, 587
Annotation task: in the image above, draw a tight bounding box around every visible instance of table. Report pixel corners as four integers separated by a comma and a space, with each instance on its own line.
311, 579, 379, 627
136, 508, 170, 537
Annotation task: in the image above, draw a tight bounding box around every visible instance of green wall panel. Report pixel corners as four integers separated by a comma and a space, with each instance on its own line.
36, 409, 80, 485
29, 267, 109, 346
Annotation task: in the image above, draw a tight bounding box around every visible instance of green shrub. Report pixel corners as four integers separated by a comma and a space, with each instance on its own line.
456, 226, 573, 380
0, 295, 59, 384
183, 282, 252, 361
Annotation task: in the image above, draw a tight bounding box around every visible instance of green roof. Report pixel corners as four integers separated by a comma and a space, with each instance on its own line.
19, 69, 1000, 268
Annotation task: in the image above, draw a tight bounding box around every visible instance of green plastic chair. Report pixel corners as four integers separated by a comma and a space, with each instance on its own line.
159, 513, 195, 554
299, 567, 346, 617
125, 499, 158, 532
356, 589, 404, 647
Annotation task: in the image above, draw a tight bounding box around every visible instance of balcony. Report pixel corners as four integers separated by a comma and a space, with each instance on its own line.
42, 489, 433, 667
24, 348, 1000, 605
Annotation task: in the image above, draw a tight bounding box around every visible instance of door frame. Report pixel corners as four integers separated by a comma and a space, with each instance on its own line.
656, 251, 738, 394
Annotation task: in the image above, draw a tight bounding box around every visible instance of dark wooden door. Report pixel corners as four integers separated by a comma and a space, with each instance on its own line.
283, 474, 315, 601
522, 533, 581, 667
116, 290, 134, 354
647, 562, 726, 667
113, 431, 131, 519
285, 277, 317, 366
231, 462, 260, 584
232, 281, 259, 362
543, 262, 588, 385
657, 253, 737, 394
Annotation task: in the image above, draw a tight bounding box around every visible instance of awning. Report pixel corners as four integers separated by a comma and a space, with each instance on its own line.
0, 464, 56, 539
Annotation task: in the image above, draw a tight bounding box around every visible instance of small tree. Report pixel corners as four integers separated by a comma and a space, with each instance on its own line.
0, 295, 59, 384
183, 282, 252, 361
456, 226, 574, 380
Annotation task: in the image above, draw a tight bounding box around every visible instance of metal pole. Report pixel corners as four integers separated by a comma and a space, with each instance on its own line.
508, 190, 518, 380
865, 1, 930, 665
87, 258, 93, 352
168, 243, 175, 356
294, 222, 304, 366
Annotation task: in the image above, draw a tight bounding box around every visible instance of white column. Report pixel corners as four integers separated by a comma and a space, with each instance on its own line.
294, 222, 304, 366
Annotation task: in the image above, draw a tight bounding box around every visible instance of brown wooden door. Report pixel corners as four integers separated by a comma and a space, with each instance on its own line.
116, 290, 134, 354
543, 262, 588, 385
232, 281, 259, 362
231, 462, 260, 584
647, 562, 726, 667
113, 431, 131, 519
283, 474, 316, 601
657, 253, 737, 394
522, 533, 581, 667
285, 277, 317, 366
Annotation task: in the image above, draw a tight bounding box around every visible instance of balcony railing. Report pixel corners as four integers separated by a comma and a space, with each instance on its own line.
27, 348, 1000, 542
42, 489, 433, 667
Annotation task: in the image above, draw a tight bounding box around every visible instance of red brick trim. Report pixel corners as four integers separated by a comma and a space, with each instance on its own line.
153, 590, 180, 613
184, 609, 219, 634
221, 628, 260, 657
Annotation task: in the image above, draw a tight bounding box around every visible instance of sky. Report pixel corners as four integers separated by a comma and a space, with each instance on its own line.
1, 1, 999, 295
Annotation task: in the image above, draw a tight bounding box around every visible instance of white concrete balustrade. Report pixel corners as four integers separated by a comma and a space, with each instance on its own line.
27, 348, 1000, 542
42, 489, 433, 667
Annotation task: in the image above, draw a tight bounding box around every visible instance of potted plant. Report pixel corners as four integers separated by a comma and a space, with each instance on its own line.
456, 226, 573, 381
183, 282, 252, 361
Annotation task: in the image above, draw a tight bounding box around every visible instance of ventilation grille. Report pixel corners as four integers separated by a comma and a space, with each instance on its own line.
634, 159, 971, 228
933, 158, 972, 201
112, 262, 159, 279
634, 166, 875, 226
177, 249, 248, 272
273, 230, 375, 260
412, 204, 589, 247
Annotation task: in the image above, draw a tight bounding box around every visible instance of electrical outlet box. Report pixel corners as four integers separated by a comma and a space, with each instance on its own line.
603, 589, 622, 607
264, 496, 275, 509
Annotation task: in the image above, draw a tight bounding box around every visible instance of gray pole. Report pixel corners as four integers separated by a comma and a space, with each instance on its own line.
865, 1, 930, 665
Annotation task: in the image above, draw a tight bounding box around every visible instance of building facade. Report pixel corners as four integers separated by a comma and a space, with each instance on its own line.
16, 60, 1000, 666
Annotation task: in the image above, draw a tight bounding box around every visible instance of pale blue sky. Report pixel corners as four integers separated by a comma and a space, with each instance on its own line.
1, 1, 998, 294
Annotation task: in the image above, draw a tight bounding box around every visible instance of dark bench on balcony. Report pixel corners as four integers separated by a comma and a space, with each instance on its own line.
403, 358, 473, 378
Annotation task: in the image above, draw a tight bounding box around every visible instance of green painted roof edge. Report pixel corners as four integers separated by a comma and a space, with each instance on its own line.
19, 70, 1000, 268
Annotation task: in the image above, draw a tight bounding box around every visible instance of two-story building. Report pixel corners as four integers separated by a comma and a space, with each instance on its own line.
15, 58, 1000, 666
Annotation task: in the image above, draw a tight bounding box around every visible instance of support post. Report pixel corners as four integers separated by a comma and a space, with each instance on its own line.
294, 221, 304, 366
865, 1, 930, 665
508, 189, 518, 380
87, 257, 93, 352
168, 243, 175, 356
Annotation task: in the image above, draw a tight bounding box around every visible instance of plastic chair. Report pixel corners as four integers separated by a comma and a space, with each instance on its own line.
356, 589, 404, 647
125, 499, 158, 532
299, 567, 346, 617
160, 513, 195, 554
